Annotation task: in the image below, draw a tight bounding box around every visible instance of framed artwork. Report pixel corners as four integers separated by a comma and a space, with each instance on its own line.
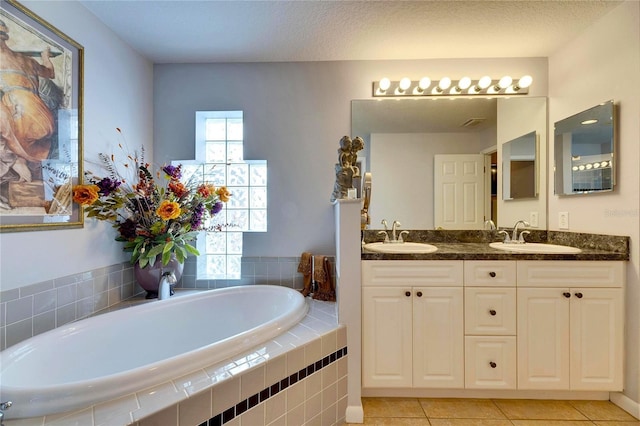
0, 0, 83, 232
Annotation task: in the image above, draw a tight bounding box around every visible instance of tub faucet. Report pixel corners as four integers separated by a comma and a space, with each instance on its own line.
0, 401, 12, 425
158, 271, 177, 300
512, 220, 530, 243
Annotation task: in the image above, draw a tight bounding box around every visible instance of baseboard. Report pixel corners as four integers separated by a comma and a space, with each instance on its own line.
610, 392, 640, 420
362, 388, 610, 400
345, 404, 364, 423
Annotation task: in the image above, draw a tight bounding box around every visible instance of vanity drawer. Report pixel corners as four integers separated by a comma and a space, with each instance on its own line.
517, 261, 625, 288
465, 288, 516, 335
465, 336, 516, 389
362, 260, 463, 287
464, 261, 517, 287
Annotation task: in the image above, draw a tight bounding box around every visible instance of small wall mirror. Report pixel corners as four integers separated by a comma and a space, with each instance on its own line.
503, 131, 537, 200
554, 100, 615, 195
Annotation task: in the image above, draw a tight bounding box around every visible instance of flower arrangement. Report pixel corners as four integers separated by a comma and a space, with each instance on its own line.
72, 129, 231, 268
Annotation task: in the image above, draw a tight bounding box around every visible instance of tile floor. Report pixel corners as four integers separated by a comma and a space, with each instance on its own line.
345, 397, 640, 425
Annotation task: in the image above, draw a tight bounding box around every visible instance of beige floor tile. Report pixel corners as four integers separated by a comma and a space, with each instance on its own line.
367, 418, 433, 425
593, 422, 640, 426
429, 419, 514, 426
493, 400, 589, 421
420, 398, 506, 419
569, 401, 639, 422
510, 421, 595, 425
363, 397, 427, 418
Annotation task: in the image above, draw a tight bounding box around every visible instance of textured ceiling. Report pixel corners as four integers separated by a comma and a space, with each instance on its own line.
79, 0, 622, 64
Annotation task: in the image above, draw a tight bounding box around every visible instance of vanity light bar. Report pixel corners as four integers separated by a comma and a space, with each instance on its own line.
373, 75, 532, 97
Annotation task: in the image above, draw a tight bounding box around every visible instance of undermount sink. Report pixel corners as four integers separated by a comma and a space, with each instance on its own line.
363, 242, 438, 254
489, 242, 582, 254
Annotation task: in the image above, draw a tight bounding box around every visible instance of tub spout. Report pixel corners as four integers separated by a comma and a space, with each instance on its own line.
158, 271, 177, 300
1, 401, 13, 425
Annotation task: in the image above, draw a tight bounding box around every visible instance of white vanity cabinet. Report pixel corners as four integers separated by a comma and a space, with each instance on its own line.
517, 261, 624, 391
362, 260, 464, 388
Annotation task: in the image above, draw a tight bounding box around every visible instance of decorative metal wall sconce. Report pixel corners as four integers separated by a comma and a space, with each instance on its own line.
373, 75, 532, 97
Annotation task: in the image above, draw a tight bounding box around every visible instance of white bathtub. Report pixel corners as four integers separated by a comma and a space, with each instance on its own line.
0, 285, 308, 419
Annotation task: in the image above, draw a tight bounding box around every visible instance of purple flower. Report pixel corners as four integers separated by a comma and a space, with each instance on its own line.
162, 164, 182, 180
118, 218, 137, 239
211, 201, 224, 215
191, 203, 205, 229
96, 177, 121, 196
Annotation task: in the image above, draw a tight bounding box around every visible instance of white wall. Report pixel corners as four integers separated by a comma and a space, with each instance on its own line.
154, 58, 548, 257
0, 1, 154, 291
548, 0, 640, 405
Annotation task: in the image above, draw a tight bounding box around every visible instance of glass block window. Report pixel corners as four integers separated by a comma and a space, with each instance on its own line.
189, 111, 267, 279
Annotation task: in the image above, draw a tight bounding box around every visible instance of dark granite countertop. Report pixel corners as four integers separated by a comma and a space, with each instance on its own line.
361, 230, 629, 261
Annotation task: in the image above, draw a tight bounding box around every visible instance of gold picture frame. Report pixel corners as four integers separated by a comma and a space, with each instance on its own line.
0, 0, 83, 232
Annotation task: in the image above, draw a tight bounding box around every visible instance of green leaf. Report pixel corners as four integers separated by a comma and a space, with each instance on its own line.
138, 256, 149, 268
162, 250, 171, 265
162, 240, 175, 254
184, 243, 200, 256
147, 244, 164, 258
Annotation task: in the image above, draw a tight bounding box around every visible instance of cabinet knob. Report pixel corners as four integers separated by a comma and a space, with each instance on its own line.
563, 292, 571, 298
489, 271, 496, 277
416, 291, 423, 297
405, 291, 411, 297
575, 292, 583, 299
489, 309, 497, 316
489, 361, 497, 368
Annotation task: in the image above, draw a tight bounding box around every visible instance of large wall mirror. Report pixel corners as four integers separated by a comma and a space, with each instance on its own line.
352, 96, 548, 230
554, 100, 615, 195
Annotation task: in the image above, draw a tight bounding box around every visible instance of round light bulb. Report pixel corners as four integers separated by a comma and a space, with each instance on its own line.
458, 77, 472, 90
517, 75, 533, 89
586, 163, 593, 170
601, 161, 609, 167
579, 165, 586, 171
379, 78, 391, 91
478, 76, 492, 90
399, 77, 411, 91
438, 77, 452, 91
572, 166, 579, 171
498, 76, 513, 89
593, 162, 601, 169
418, 77, 431, 90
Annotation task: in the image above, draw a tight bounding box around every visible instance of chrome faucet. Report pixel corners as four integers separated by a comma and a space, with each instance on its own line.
158, 271, 177, 300
391, 220, 401, 242
512, 220, 530, 243
1, 401, 12, 425
378, 219, 390, 242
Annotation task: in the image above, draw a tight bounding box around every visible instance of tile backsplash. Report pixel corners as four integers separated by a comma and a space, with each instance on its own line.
0, 256, 323, 350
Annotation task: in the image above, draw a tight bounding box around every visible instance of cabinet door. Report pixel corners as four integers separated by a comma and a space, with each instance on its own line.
413, 287, 464, 388
570, 288, 623, 391
517, 288, 570, 389
362, 287, 413, 387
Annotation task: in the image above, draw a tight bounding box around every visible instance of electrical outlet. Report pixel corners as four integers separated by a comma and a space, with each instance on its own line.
529, 211, 539, 228
559, 211, 569, 229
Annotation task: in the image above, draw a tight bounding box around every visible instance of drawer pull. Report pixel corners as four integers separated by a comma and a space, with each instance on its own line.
563, 292, 571, 298
489, 309, 497, 316
416, 291, 423, 297
489, 271, 496, 277
575, 292, 583, 299
405, 291, 411, 297
489, 361, 497, 368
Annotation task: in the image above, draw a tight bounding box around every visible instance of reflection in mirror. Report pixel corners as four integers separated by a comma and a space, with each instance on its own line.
503, 131, 537, 200
352, 97, 548, 230
554, 100, 615, 195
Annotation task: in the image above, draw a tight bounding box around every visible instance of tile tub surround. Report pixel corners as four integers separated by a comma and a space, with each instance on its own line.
0, 256, 327, 350
3, 299, 345, 426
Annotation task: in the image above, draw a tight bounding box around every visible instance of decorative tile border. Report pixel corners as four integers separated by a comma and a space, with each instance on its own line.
204, 347, 347, 426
